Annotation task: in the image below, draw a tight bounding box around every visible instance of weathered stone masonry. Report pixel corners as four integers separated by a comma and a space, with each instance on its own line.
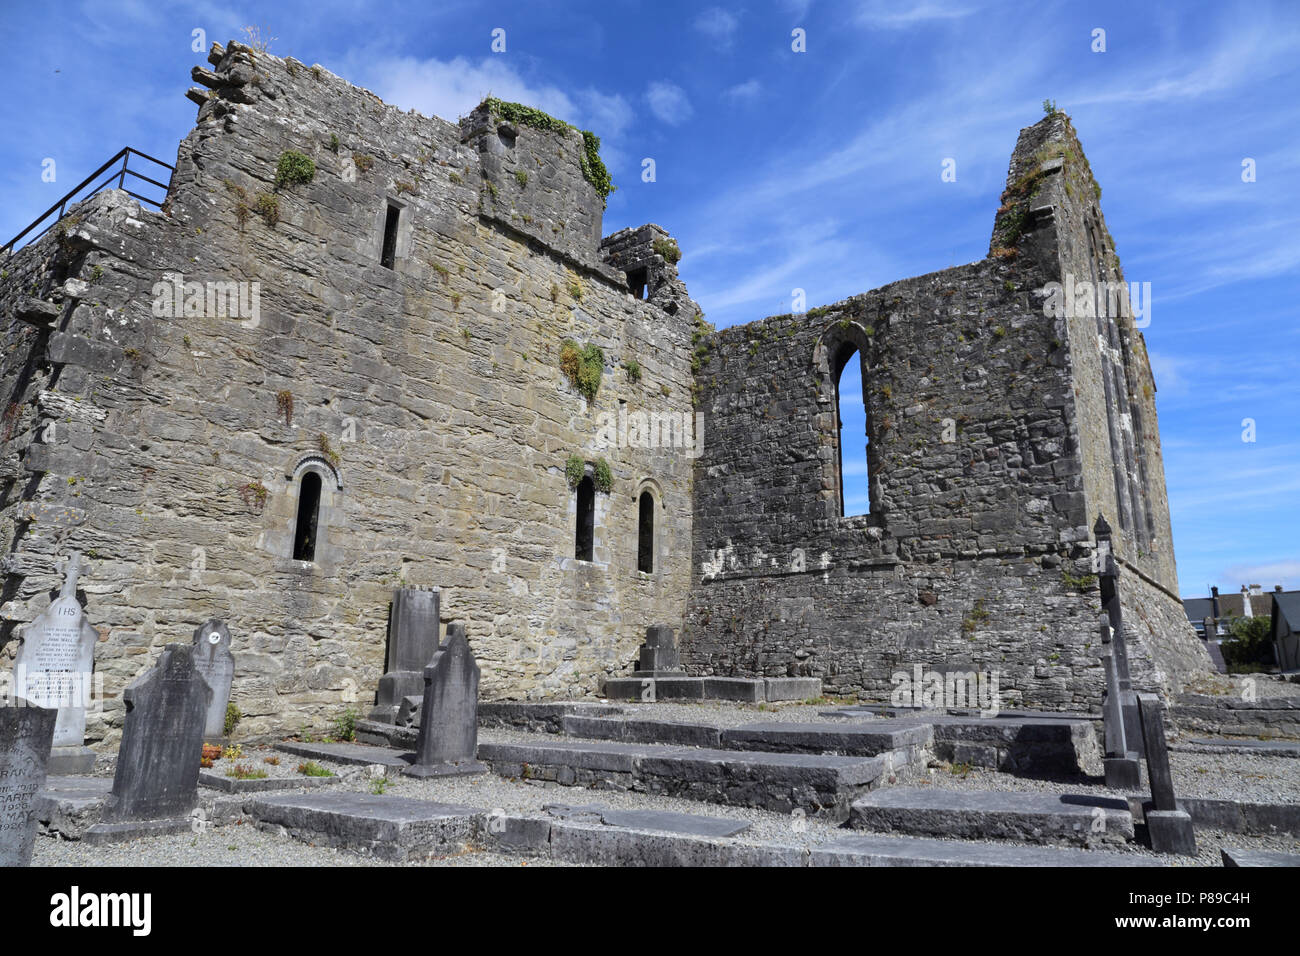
0, 42, 699, 744
682, 114, 1209, 709
0, 45, 1209, 744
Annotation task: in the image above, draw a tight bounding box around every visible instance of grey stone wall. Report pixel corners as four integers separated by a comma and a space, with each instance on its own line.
0, 41, 697, 745
682, 114, 1209, 708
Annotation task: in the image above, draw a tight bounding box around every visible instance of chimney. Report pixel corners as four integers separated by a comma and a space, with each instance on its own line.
1241, 585, 1252, 618
1211, 586, 1220, 618
1277, 585, 1284, 592
1250, 583, 1263, 595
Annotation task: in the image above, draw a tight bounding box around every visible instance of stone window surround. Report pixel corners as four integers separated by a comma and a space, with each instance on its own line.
632, 477, 664, 578
272, 454, 344, 567
815, 321, 883, 529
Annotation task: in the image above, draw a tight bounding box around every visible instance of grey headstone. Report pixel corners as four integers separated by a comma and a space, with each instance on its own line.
1137, 692, 1196, 855
12, 553, 99, 764
370, 587, 440, 723
638, 625, 680, 673
404, 623, 486, 777
103, 643, 212, 823
191, 619, 234, 740
0, 701, 58, 866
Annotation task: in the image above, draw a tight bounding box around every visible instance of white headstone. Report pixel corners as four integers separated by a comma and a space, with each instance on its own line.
12, 553, 98, 754
191, 619, 234, 740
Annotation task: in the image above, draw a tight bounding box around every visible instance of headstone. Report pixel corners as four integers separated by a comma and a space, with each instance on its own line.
1099, 618, 1141, 790
0, 700, 57, 866
191, 619, 234, 742
369, 587, 440, 724
1094, 525, 1144, 757
12, 552, 99, 773
1135, 693, 1196, 855
635, 625, 681, 675
403, 623, 487, 778
100, 643, 211, 825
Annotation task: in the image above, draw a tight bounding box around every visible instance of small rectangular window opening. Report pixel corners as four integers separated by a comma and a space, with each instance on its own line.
627, 267, 648, 300
381, 204, 400, 269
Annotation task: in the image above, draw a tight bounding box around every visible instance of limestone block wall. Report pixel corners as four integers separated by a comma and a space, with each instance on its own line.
0, 41, 697, 745
683, 114, 1209, 707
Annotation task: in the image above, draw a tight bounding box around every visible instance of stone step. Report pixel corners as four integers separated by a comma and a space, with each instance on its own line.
247, 792, 484, 862
274, 740, 413, 768
477, 736, 888, 821
1176, 738, 1300, 758
813, 833, 1160, 867
540, 802, 752, 838
1221, 847, 1300, 867
850, 787, 1134, 847
561, 714, 932, 757
488, 816, 1163, 867
601, 676, 820, 703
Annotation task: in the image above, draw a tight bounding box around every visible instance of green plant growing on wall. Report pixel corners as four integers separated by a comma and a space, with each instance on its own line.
254, 192, 279, 227
961, 598, 990, 636
559, 339, 603, 401
224, 703, 242, 736
352, 152, 374, 174
1042, 98, 1059, 117
592, 458, 613, 493
515, 169, 528, 187
652, 236, 681, 265
1061, 570, 1097, 591
275, 150, 316, 188
317, 433, 341, 468
328, 133, 339, 153
237, 480, 269, 514
275, 389, 294, 425
564, 454, 586, 487
478, 98, 615, 204
622, 359, 642, 383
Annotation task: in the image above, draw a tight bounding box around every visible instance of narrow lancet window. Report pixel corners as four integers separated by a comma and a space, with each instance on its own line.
637, 491, 654, 573
575, 475, 595, 562
293, 471, 322, 561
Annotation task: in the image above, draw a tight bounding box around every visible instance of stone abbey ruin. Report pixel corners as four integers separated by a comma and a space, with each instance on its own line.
0, 40, 1212, 754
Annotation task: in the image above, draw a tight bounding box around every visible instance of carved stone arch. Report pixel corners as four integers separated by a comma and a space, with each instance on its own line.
287, 454, 343, 490
631, 476, 665, 507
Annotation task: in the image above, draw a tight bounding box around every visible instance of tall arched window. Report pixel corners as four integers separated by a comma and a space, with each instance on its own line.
637, 491, 654, 573
293, 471, 322, 561
835, 346, 870, 517
575, 475, 595, 562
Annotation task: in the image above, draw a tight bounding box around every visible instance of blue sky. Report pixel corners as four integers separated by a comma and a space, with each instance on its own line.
2, 0, 1297, 597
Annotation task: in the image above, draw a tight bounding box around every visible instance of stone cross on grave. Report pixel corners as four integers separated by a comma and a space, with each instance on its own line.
1094, 514, 1144, 758
1099, 616, 1141, 790
1135, 693, 1196, 855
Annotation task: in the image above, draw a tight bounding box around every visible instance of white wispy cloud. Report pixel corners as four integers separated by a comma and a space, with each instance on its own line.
854, 1, 978, 29
646, 81, 693, 125
694, 8, 740, 46
724, 79, 762, 101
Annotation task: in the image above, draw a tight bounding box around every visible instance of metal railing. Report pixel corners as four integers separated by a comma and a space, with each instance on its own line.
2, 147, 174, 257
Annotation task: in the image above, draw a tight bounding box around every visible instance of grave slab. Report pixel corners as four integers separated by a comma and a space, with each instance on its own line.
813, 833, 1162, 867
849, 787, 1133, 847
541, 802, 752, 838
274, 740, 411, 768
248, 791, 483, 861
0, 701, 58, 866
197, 771, 343, 793
1221, 847, 1300, 867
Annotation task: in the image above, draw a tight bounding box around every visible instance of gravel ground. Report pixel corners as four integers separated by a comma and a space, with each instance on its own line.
1182, 673, 1298, 699
28, 698, 1300, 868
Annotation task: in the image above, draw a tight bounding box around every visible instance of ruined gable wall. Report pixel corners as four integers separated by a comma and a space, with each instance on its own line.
684, 114, 1210, 706
0, 42, 697, 745
684, 253, 1111, 711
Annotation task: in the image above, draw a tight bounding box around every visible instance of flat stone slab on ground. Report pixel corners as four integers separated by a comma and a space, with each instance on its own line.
83, 817, 195, 845
197, 771, 343, 793
562, 715, 723, 748
274, 740, 411, 768
1181, 738, 1300, 757
814, 833, 1161, 867
1221, 847, 1300, 867
478, 736, 888, 819
248, 791, 482, 862
542, 802, 752, 838
850, 787, 1134, 847
720, 720, 933, 756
